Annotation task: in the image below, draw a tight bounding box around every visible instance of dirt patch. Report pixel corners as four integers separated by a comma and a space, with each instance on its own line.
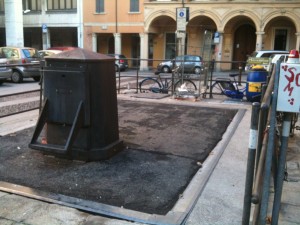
0, 100, 237, 215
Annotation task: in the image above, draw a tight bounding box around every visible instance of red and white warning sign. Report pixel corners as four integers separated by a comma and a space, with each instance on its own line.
277, 49, 300, 113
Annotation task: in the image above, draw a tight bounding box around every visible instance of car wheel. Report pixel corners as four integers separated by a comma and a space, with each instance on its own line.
33, 76, 40, 82
194, 67, 202, 75
11, 71, 23, 83
162, 66, 170, 73
0, 80, 3, 85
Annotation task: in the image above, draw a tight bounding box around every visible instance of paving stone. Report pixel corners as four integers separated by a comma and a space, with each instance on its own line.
22, 203, 89, 225
0, 194, 43, 222
0, 218, 14, 225
278, 203, 300, 225
83, 215, 141, 225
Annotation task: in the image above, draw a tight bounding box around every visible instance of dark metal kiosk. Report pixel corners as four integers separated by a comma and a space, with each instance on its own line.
29, 48, 123, 161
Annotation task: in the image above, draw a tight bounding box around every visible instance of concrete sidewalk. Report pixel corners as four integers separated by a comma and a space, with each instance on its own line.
0, 94, 299, 225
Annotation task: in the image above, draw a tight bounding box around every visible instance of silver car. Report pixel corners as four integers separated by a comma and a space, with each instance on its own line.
156, 55, 203, 75
0, 47, 41, 83
0, 57, 12, 85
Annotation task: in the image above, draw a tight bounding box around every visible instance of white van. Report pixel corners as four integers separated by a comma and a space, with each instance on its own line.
245, 50, 289, 71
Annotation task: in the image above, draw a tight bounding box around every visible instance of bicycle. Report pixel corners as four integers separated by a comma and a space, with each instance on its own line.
205, 73, 246, 100
139, 69, 197, 94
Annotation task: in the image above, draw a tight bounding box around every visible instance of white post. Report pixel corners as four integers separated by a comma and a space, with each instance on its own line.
215, 32, 223, 72
46, 30, 51, 49
114, 33, 121, 54
92, 33, 97, 52
176, 32, 186, 56
140, 33, 149, 71
5, 0, 24, 47
296, 32, 300, 51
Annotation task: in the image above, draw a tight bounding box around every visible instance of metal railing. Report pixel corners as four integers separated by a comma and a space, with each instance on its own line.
115, 58, 247, 96
242, 61, 296, 225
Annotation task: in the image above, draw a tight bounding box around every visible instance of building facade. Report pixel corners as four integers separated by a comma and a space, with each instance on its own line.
0, 0, 83, 49
0, 0, 299, 71
83, 0, 300, 70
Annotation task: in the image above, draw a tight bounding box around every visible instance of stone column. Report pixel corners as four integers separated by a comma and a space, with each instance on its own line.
92, 33, 97, 52
296, 32, 300, 51
114, 33, 121, 54
5, 0, 24, 47
255, 32, 265, 51
139, 33, 149, 71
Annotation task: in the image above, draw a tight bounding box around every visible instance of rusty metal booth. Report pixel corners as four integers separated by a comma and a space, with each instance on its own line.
29, 48, 123, 161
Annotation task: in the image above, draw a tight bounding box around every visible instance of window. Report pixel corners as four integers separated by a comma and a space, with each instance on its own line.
165, 33, 176, 60
130, 0, 139, 12
0, 0, 4, 12
96, 0, 104, 13
47, 0, 77, 10
274, 29, 287, 50
23, 0, 41, 11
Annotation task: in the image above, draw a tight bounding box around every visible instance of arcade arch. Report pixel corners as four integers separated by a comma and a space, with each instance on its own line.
223, 15, 256, 69
263, 16, 297, 51
141, 4, 300, 71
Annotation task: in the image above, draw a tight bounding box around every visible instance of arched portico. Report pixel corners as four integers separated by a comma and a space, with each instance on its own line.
142, 2, 300, 71
145, 10, 176, 33
262, 15, 298, 51
187, 15, 217, 60
147, 15, 176, 67
222, 15, 256, 70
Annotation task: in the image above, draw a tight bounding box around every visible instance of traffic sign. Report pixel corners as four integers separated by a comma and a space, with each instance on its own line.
42, 24, 47, 33
176, 7, 189, 32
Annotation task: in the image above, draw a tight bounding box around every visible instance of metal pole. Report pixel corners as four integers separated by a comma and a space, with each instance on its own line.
136, 62, 139, 93
255, 68, 275, 174
242, 102, 261, 225
271, 113, 292, 225
118, 69, 121, 94
258, 61, 281, 225
238, 63, 242, 86
198, 71, 201, 96
171, 68, 175, 96
209, 60, 214, 98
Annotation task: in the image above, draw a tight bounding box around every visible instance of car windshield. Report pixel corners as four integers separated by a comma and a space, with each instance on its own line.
250, 51, 258, 57
22, 49, 40, 58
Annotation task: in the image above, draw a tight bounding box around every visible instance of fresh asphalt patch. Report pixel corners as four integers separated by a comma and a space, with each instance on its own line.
0, 100, 238, 217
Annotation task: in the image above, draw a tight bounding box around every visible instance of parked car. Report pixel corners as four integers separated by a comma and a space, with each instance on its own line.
156, 55, 203, 74
0, 47, 42, 83
245, 50, 289, 71
38, 49, 62, 58
106, 54, 129, 72
266, 53, 289, 72
0, 57, 12, 85
47, 46, 78, 51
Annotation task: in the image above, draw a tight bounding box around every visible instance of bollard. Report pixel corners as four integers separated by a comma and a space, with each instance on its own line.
271, 113, 292, 225
242, 102, 260, 225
